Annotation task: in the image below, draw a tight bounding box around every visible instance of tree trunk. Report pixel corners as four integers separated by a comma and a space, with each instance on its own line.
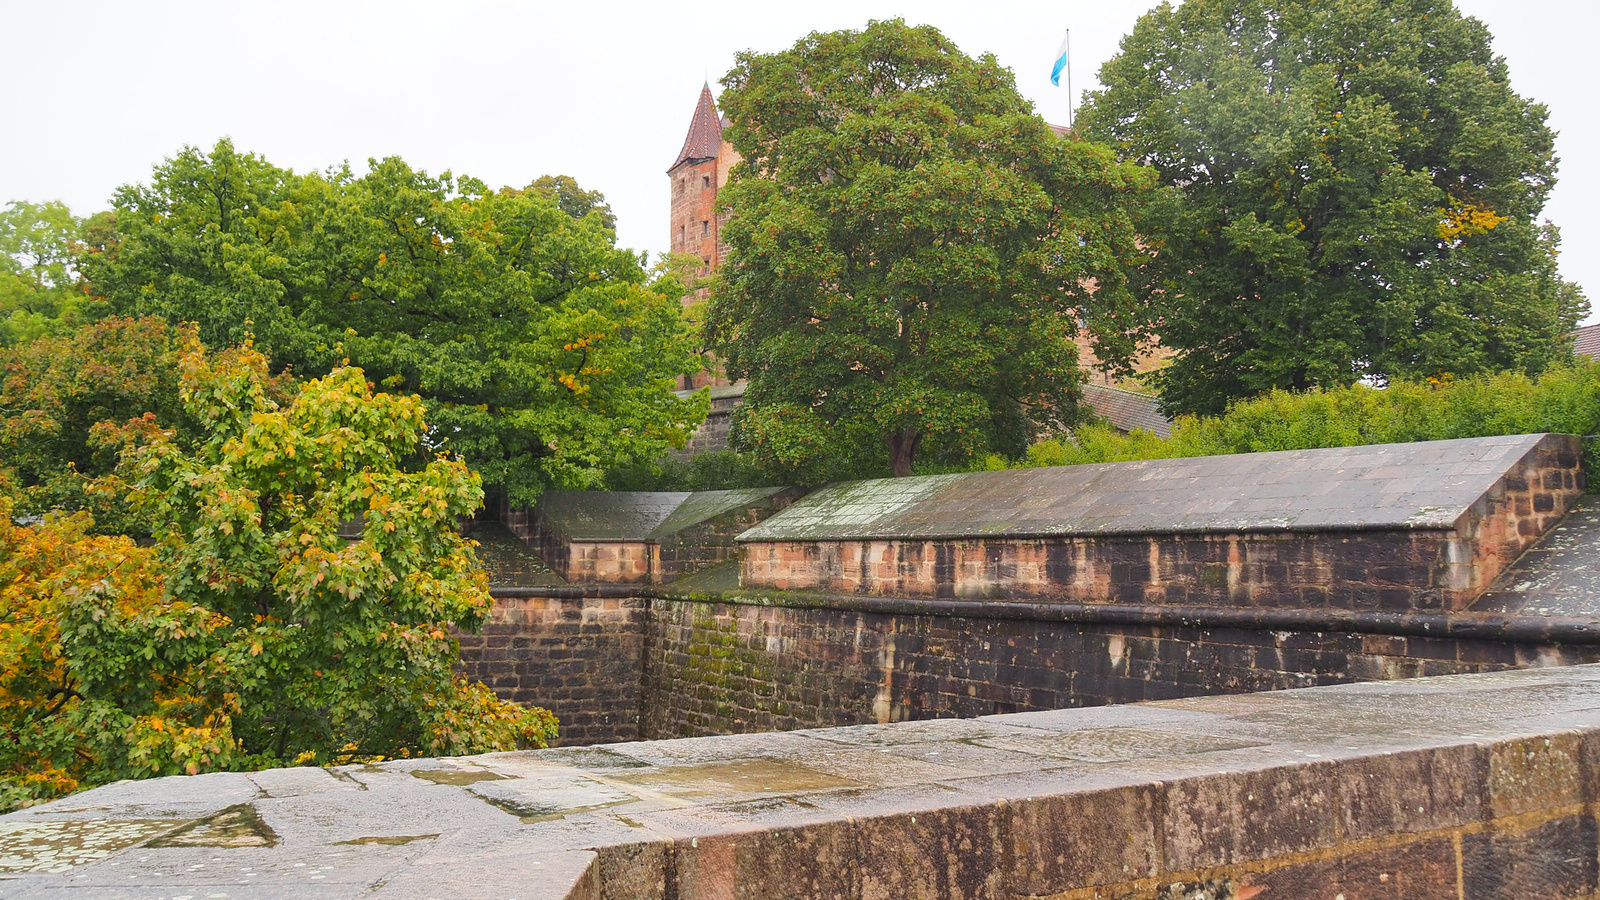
889, 430, 922, 478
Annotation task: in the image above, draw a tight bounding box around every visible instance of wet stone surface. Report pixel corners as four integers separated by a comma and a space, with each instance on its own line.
1473, 495, 1600, 619
0, 819, 185, 873
536, 487, 789, 542
469, 522, 566, 588
3, 663, 1600, 898
739, 433, 1556, 540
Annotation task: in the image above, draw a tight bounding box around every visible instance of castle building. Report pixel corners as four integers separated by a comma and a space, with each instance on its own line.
667, 84, 740, 292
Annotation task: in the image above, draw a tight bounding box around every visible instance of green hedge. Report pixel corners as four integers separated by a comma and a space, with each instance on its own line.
1026, 363, 1600, 476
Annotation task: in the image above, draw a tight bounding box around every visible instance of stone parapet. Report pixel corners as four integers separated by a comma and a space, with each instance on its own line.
504, 486, 800, 585
11, 664, 1600, 899
738, 434, 1584, 611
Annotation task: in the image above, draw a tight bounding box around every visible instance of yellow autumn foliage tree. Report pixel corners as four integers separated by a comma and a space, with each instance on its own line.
0, 335, 557, 812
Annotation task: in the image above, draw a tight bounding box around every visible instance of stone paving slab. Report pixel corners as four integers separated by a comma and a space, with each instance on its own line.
738, 434, 1557, 540
7, 663, 1600, 898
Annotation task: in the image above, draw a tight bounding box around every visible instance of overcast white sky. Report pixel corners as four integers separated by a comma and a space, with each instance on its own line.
4, 0, 1594, 320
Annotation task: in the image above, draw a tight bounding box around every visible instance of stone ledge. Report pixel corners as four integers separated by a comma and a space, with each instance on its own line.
490, 578, 1600, 645
8, 664, 1600, 898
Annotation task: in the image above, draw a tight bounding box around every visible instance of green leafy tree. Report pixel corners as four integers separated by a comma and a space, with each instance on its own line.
0, 317, 202, 533
85, 141, 706, 506
0, 200, 90, 345
1078, 0, 1588, 416
529, 174, 618, 233
706, 19, 1151, 478
0, 337, 557, 810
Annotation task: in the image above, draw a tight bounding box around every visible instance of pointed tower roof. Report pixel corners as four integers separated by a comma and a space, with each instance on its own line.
669, 84, 724, 173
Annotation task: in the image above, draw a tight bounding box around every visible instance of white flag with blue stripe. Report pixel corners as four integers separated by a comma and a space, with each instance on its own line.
1051, 32, 1069, 86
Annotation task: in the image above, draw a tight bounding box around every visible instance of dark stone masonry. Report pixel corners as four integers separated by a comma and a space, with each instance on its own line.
456, 595, 649, 746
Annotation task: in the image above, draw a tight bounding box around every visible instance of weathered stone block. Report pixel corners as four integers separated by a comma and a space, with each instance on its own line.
1163, 761, 1339, 870
1484, 733, 1584, 818
676, 821, 859, 900
1256, 838, 1459, 900
1339, 744, 1483, 839
855, 803, 1008, 900
1461, 815, 1599, 900
1008, 784, 1160, 892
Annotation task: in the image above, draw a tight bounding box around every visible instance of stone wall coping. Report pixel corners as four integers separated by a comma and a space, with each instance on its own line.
487, 580, 1600, 645
9, 663, 1600, 898
536, 486, 791, 542
488, 556, 1600, 645
737, 433, 1567, 542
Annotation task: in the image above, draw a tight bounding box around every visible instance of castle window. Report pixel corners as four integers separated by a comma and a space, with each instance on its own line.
677, 179, 684, 195
679, 224, 685, 244
702, 220, 710, 235
703, 175, 711, 189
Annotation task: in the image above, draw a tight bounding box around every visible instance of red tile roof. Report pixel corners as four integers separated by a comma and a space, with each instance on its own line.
669, 84, 724, 173
1576, 323, 1600, 360
1082, 383, 1172, 438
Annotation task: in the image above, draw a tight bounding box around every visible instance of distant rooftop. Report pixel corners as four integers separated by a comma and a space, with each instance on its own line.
669, 84, 724, 172
1082, 383, 1171, 438
1576, 323, 1600, 360
739, 433, 1559, 542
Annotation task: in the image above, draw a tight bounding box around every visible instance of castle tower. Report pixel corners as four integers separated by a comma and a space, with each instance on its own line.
668, 84, 739, 295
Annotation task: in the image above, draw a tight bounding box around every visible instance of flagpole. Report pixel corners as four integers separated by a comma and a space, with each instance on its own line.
1066, 29, 1074, 129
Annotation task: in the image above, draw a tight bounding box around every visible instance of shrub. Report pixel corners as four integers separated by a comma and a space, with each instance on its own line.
1023, 363, 1600, 474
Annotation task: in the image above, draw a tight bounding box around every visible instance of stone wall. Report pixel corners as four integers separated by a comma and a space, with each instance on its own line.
674, 382, 745, 455
566, 540, 656, 584
456, 594, 647, 745
639, 596, 1600, 740
656, 489, 801, 581
497, 502, 649, 584
669, 155, 721, 278
461, 584, 1600, 749
21, 665, 1600, 900
469, 436, 1596, 749
738, 434, 1584, 612
505, 487, 798, 585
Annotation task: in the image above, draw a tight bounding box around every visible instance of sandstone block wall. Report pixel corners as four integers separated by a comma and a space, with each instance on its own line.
456, 595, 647, 745
505, 487, 798, 585
669, 155, 722, 279
639, 598, 1600, 740
629, 686, 1600, 900
22, 666, 1600, 900
567, 540, 656, 584
738, 434, 1584, 612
